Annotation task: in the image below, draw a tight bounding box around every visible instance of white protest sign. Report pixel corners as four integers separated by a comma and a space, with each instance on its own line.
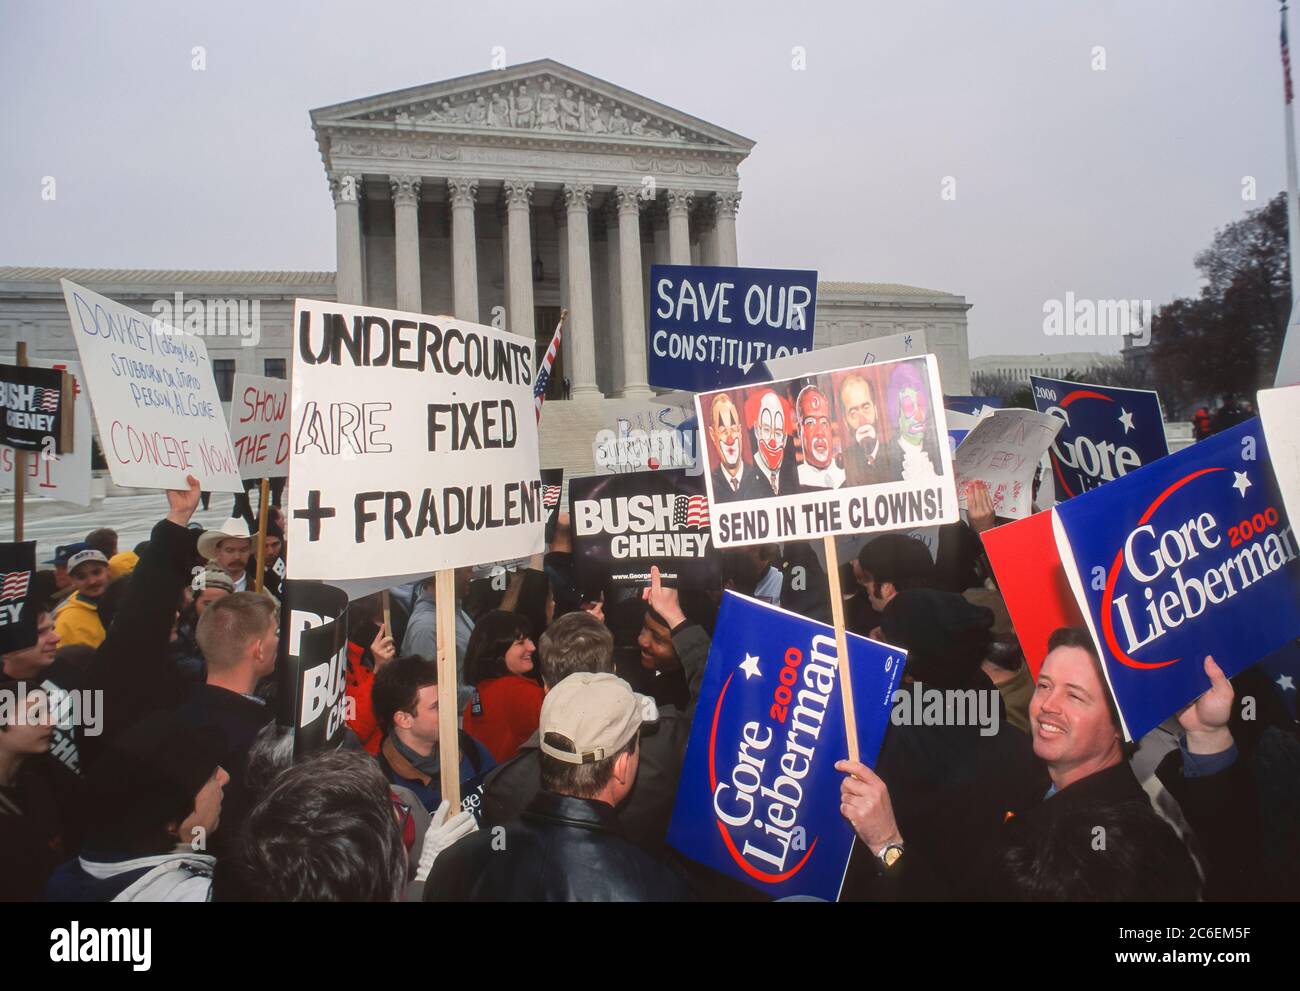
696, 354, 958, 548
764, 329, 928, 380
0, 358, 92, 505
1257, 384, 1300, 529
592, 391, 699, 475
288, 300, 544, 582
59, 280, 242, 492
228, 372, 290, 480
953, 408, 1062, 520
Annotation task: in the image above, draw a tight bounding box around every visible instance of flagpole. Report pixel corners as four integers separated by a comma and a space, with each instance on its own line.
1280, 2, 1300, 385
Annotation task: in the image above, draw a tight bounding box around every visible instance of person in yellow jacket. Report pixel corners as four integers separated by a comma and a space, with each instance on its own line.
53, 545, 111, 649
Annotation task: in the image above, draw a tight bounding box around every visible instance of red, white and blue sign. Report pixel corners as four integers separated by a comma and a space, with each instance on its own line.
667, 592, 904, 901
1051, 419, 1300, 740
1031, 376, 1168, 500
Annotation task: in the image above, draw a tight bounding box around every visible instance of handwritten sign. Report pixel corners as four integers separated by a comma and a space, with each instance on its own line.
59, 280, 241, 492
228, 372, 290, 480
953, 408, 1062, 520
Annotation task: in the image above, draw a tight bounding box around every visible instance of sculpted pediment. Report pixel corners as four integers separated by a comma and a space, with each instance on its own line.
312, 59, 753, 153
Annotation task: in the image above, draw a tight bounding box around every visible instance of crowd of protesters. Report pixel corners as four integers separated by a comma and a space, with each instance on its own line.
2, 469, 1297, 903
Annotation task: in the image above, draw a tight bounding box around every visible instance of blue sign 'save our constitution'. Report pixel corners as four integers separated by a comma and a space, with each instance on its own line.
1052, 418, 1300, 741
1031, 376, 1168, 500
648, 265, 818, 392
667, 592, 904, 900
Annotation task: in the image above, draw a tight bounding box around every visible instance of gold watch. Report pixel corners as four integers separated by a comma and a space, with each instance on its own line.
877, 841, 904, 869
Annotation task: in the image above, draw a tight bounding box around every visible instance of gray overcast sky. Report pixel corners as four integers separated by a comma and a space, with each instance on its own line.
0, 0, 1290, 357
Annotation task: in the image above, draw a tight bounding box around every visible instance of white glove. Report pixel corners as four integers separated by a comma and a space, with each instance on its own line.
415, 799, 479, 883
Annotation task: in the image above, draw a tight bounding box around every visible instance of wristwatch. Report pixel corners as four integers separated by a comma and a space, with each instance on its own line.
876, 841, 904, 870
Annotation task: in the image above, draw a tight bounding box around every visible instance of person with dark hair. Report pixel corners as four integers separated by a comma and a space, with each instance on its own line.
838, 627, 1231, 901
461, 610, 543, 762
965, 587, 1033, 734
45, 710, 228, 902
0, 681, 86, 901
84, 528, 119, 560
213, 749, 409, 902
3, 608, 83, 775
428, 672, 687, 901
856, 533, 936, 624
373, 655, 495, 814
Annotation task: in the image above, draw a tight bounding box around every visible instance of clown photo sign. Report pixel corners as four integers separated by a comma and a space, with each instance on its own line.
694, 354, 958, 547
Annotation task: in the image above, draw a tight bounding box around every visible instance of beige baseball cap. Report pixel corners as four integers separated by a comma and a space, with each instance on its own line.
538, 672, 655, 765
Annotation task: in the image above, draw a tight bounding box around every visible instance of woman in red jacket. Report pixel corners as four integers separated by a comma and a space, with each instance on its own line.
461, 611, 542, 763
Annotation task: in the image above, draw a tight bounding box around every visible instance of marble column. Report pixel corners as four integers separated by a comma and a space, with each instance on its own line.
502, 180, 535, 340
697, 197, 719, 267
665, 189, 693, 266
563, 183, 599, 398
331, 173, 364, 305
602, 199, 625, 397
553, 199, 571, 386
615, 186, 651, 397
447, 177, 479, 322
390, 175, 422, 312
716, 191, 741, 267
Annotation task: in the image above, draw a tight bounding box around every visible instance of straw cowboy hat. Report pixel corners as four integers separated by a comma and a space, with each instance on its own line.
197, 518, 253, 561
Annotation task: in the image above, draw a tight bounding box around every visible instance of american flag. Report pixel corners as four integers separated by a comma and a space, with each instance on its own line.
0, 570, 31, 603
534, 311, 567, 422
673, 494, 710, 529
35, 386, 60, 413
543, 484, 562, 508
1285, 4, 1294, 105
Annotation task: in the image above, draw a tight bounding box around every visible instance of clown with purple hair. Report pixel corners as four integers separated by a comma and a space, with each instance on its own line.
886, 360, 943, 480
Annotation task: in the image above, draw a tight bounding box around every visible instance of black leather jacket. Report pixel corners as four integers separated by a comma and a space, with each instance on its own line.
426, 790, 689, 902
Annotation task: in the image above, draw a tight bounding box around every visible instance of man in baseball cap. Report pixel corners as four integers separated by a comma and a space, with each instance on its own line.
427, 672, 687, 902
52, 543, 111, 649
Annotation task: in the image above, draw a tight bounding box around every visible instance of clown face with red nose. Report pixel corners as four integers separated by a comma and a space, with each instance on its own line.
796, 384, 845, 490
749, 388, 790, 497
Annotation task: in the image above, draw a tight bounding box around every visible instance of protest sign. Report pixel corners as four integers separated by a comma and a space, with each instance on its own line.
953, 408, 1062, 520
592, 392, 699, 475
696, 354, 957, 548
570, 469, 716, 592
1031, 375, 1167, 500
541, 467, 564, 543
667, 591, 904, 901
228, 372, 290, 480
278, 580, 351, 759
945, 395, 1004, 417
763, 329, 928, 381
648, 265, 818, 392
1, 359, 92, 506
0, 541, 37, 654
1052, 418, 1300, 740
287, 300, 544, 582
59, 279, 242, 493
980, 508, 1085, 678
1256, 385, 1300, 531
0, 364, 68, 454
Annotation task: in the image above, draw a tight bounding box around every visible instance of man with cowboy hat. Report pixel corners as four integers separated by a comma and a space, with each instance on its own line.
197, 519, 254, 593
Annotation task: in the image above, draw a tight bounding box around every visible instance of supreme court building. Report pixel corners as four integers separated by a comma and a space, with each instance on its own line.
0, 59, 972, 476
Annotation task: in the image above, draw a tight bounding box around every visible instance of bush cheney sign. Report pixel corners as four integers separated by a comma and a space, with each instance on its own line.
278, 580, 351, 759
648, 265, 818, 392
570, 469, 716, 593
697, 354, 958, 548
1031, 376, 1168, 500
59, 279, 242, 492
668, 592, 904, 900
287, 300, 545, 582
0, 364, 66, 454
1, 360, 93, 507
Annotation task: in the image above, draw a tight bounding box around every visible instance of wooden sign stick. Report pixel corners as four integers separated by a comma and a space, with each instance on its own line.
822, 535, 860, 763
434, 568, 461, 809
13, 342, 26, 542
253, 478, 271, 593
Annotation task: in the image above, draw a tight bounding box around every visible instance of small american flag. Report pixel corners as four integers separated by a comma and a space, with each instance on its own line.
534, 311, 567, 422
673, 494, 710, 529
543, 484, 561, 508
0, 570, 31, 603
1285, 5, 1294, 105
35, 386, 60, 413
